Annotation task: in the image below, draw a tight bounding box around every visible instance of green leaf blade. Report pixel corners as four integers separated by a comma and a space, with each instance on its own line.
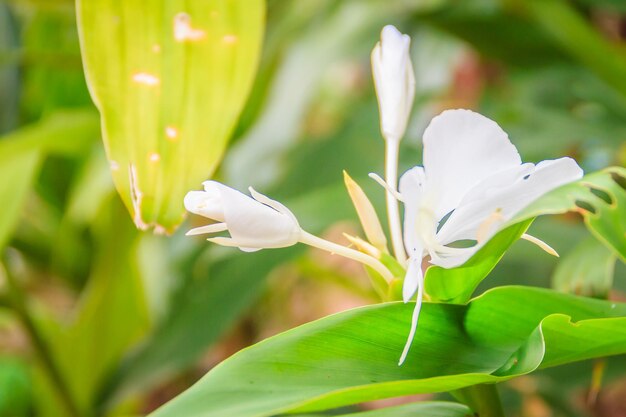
149, 286, 626, 417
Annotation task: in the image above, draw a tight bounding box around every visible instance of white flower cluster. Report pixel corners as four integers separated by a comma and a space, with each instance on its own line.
184, 25, 583, 365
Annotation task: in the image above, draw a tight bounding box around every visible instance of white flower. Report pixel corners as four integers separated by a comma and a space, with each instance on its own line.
397, 109, 583, 364
371, 25, 416, 143
184, 181, 301, 252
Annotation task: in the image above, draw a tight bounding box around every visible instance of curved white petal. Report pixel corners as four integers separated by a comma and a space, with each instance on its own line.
431, 157, 583, 268
436, 163, 534, 244
207, 237, 261, 253
402, 254, 423, 303
423, 109, 522, 219
185, 223, 228, 236
183, 190, 225, 221
399, 166, 426, 255
249, 187, 300, 226
216, 183, 301, 250
398, 262, 424, 365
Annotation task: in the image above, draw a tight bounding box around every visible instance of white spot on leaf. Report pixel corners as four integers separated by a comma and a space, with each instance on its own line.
132, 72, 160, 86
165, 126, 178, 140
174, 13, 206, 42
222, 34, 238, 45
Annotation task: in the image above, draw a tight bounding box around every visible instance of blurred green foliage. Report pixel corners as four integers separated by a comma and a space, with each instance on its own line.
0, 0, 624, 416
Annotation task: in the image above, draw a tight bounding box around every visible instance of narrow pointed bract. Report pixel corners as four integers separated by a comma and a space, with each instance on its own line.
343, 171, 388, 252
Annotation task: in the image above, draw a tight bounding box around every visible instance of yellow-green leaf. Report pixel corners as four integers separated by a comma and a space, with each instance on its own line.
76, 0, 265, 232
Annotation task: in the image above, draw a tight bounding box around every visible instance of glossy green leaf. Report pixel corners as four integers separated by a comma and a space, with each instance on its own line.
552, 236, 616, 298
424, 219, 532, 303
77, 0, 265, 232
150, 286, 626, 417
297, 401, 471, 417
513, 167, 626, 261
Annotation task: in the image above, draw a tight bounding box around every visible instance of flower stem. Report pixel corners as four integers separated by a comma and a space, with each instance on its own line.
384, 139, 407, 266
452, 384, 506, 417
299, 231, 395, 283
4, 266, 82, 417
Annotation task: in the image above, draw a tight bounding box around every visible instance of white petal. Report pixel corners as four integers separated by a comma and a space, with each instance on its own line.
248, 187, 300, 226
216, 184, 301, 250
399, 264, 424, 365
183, 190, 225, 221
436, 163, 534, 244
206, 236, 261, 253
432, 157, 583, 268
185, 223, 228, 236
422, 109, 522, 219
399, 166, 426, 255
402, 254, 423, 303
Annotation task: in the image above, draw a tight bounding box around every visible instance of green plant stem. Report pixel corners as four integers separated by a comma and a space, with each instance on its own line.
452, 383, 505, 417
4, 268, 82, 417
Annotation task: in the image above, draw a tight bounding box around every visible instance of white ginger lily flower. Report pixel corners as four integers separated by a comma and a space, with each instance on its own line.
397, 109, 583, 364
184, 181, 301, 252
372, 25, 416, 143
184, 182, 397, 284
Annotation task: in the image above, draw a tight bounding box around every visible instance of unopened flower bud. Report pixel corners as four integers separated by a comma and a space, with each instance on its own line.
371, 25, 416, 143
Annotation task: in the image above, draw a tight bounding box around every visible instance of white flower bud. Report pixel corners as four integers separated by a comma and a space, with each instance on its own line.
371, 25, 416, 143
184, 181, 301, 252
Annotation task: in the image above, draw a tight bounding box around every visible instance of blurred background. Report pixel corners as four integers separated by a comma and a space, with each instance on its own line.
0, 0, 625, 416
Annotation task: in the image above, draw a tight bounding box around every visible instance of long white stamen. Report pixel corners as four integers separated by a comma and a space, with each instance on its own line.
399, 271, 423, 365
299, 231, 394, 283
369, 173, 404, 202
521, 234, 559, 257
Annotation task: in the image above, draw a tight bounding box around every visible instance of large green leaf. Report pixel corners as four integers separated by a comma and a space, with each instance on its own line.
150, 286, 626, 417
513, 167, 626, 261
424, 219, 532, 303
296, 401, 471, 417
76, 0, 265, 232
